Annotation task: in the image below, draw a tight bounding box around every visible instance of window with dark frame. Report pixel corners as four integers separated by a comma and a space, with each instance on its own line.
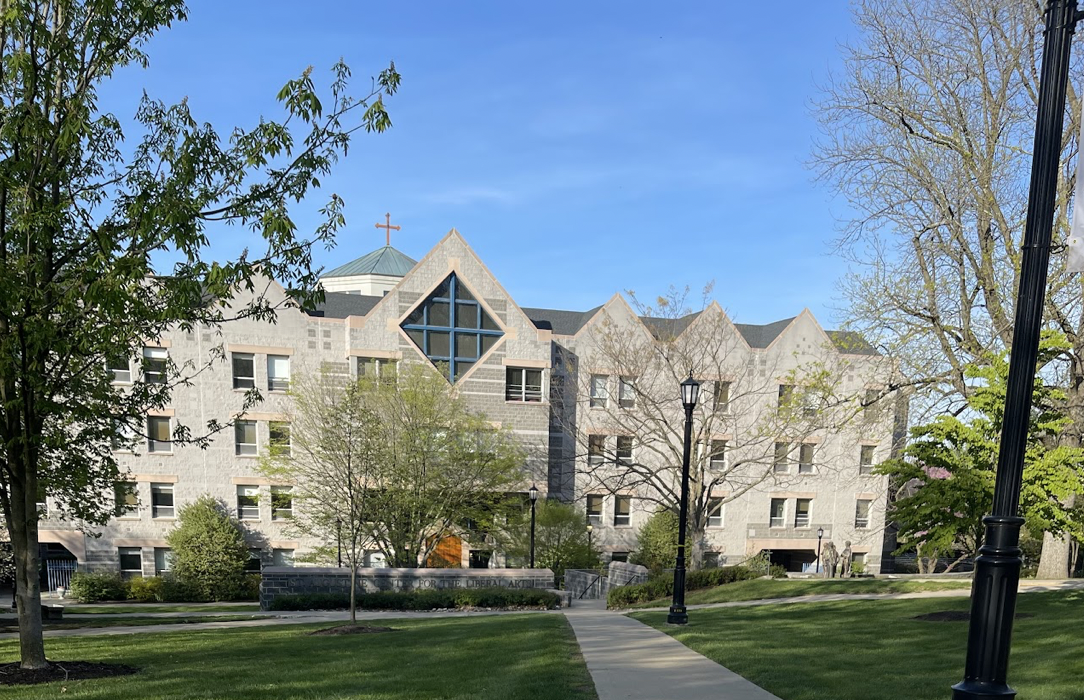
616, 436, 633, 465
769, 497, 786, 527
773, 442, 789, 473
586, 494, 604, 524
707, 498, 724, 527
709, 439, 727, 469
143, 347, 168, 385
269, 422, 291, 456
855, 499, 872, 529
713, 381, 730, 412
400, 273, 503, 383
613, 495, 631, 526
147, 416, 171, 453
151, 483, 174, 518
505, 367, 543, 402
232, 353, 255, 389
859, 445, 876, 475
798, 443, 815, 474
118, 547, 142, 579
778, 383, 793, 408
794, 498, 811, 528
235, 420, 257, 456
588, 435, 605, 465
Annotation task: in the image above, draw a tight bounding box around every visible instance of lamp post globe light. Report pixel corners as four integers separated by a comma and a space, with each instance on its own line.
529, 485, 539, 569
587, 523, 593, 550
816, 527, 824, 576
668, 371, 700, 625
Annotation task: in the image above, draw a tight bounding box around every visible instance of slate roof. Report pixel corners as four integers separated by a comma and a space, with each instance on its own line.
520, 306, 603, 336
322, 246, 417, 278
308, 292, 384, 318
734, 317, 795, 349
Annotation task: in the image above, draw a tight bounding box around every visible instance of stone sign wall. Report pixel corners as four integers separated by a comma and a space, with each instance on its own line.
259, 566, 556, 609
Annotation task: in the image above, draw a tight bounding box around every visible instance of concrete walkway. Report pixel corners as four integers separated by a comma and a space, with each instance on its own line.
564, 600, 780, 700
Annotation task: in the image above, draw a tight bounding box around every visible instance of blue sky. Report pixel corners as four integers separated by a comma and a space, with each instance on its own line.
99, 1, 861, 327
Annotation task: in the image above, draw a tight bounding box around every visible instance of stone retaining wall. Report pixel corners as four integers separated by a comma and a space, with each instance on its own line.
259, 566, 555, 609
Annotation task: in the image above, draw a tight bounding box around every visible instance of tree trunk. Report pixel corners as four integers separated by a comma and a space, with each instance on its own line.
348, 560, 357, 624
1036, 530, 1072, 579
10, 489, 47, 669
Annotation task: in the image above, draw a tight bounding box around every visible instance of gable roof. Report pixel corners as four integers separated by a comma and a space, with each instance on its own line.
307, 292, 384, 318
520, 306, 603, 336
733, 317, 795, 349
825, 330, 879, 355
321, 246, 417, 278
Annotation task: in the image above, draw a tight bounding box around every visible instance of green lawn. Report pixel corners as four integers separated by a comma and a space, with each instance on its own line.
631, 577, 972, 608
0, 615, 264, 632
58, 604, 260, 614
631, 590, 1084, 700
0, 614, 598, 700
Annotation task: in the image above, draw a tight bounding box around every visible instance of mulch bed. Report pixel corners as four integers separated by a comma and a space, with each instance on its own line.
913, 611, 1036, 622
308, 624, 396, 636
0, 660, 139, 686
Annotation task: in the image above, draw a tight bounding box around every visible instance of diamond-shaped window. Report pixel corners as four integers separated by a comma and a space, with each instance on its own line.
401, 273, 503, 382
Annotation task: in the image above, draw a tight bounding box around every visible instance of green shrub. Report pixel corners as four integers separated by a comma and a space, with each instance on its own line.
160, 573, 209, 602
227, 573, 261, 602
69, 572, 128, 602
769, 565, 789, 579
126, 575, 165, 602
166, 495, 250, 601
607, 565, 758, 608
628, 509, 678, 574
268, 587, 560, 612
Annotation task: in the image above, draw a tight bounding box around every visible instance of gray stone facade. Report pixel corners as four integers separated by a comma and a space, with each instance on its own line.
36, 229, 899, 582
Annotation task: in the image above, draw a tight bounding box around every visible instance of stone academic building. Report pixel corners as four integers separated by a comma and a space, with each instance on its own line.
36, 229, 900, 585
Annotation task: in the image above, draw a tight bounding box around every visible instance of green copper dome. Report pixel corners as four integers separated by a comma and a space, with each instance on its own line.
322, 246, 417, 278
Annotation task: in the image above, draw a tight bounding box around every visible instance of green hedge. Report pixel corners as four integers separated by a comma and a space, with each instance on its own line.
607, 565, 759, 608
268, 587, 561, 612
69, 571, 261, 603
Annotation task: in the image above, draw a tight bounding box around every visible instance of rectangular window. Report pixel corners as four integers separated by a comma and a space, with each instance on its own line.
119, 547, 142, 579
114, 482, 138, 517
703, 552, 722, 568
773, 442, 789, 473
613, 495, 631, 526
154, 547, 173, 575
143, 347, 168, 385
859, 445, 876, 475
616, 436, 633, 466
798, 443, 815, 474
355, 356, 398, 383
709, 440, 727, 469
794, 498, 811, 528
111, 419, 136, 452
769, 498, 786, 528
590, 374, 609, 408
151, 483, 174, 518
505, 367, 543, 402
271, 486, 293, 520
778, 383, 793, 408
267, 355, 291, 392
147, 416, 172, 453
863, 388, 879, 419
588, 435, 605, 466
707, 498, 724, 528
237, 485, 260, 520
618, 377, 635, 408
36, 485, 48, 518
232, 352, 255, 389
245, 548, 263, 572
586, 494, 604, 524
713, 381, 730, 413
235, 420, 257, 456
272, 548, 294, 567
269, 422, 291, 457
610, 551, 629, 563
107, 356, 131, 384
855, 499, 872, 529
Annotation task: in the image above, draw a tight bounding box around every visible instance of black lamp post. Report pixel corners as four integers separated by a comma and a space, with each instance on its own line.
587, 523, 593, 551
336, 517, 343, 568
529, 485, 539, 569
667, 372, 699, 626
953, 2, 1080, 697
816, 527, 824, 576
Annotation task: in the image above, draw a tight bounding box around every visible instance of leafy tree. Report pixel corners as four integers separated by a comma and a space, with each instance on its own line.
502, 499, 599, 581
813, 0, 1084, 576
630, 509, 679, 574
878, 334, 1084, 571
0, 0, 398, 667
260, 369, 382, 623
166, 495, 250, 601
363, 364, 526, 567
